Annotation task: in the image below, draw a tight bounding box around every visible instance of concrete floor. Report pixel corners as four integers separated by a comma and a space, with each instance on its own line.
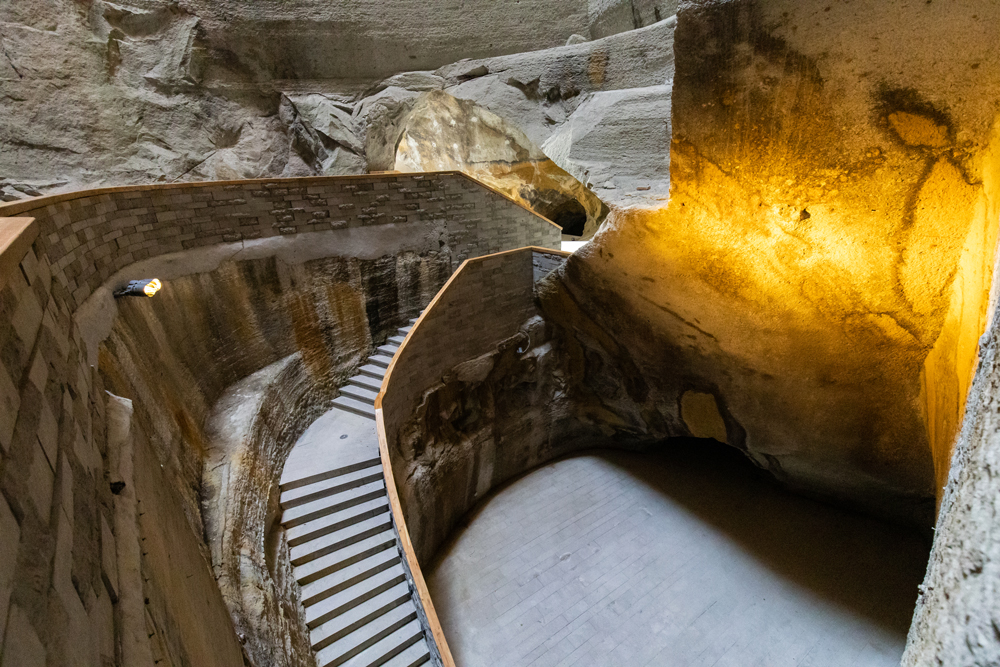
426, 442, 931, 667
281, 407, 379, 486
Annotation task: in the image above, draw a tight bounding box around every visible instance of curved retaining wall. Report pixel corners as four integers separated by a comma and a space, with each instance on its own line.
374, 244, 1000, 666
0, 173, 560, 666
376, 246, 571, 663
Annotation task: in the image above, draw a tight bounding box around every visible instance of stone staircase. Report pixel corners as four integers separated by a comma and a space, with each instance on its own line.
279, 318, 434, 667
329, 323, 411, 421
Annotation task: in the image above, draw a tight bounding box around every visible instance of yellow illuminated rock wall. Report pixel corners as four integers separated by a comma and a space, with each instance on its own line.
554, 0, 1000, 521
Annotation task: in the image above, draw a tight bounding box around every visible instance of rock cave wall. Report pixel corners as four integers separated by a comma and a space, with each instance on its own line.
1, 0, 678, 235
553, 0, 1000, 526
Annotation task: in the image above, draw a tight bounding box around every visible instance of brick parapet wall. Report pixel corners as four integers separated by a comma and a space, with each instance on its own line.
376, 247, 569, 665
381, 247, 569, 473
0, 171, 560, 311
0, 173, 559, 666
382, 251, 535, 425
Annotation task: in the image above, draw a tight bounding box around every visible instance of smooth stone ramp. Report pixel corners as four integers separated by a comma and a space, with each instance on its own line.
281, 318, 432, 667
426, 443, 931, 667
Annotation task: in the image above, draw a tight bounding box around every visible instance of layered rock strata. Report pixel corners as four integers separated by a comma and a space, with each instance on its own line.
1, 1, 679, 235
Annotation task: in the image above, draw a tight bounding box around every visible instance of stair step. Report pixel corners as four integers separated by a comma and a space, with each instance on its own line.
383, 639, 431, 667
301, 548, 401, 607
306, 563, 408, 629
287, 496, 390, 547
348, 376, 383, 393
281, 469, 384, 510
358, 364, 388, 380
310, 582, 414, 653
331, 395, 376, 420
367, 354, 393, 369
295, 530, 398, 585
376, 344, 399, 356
408, 317, 418, 324
291, 517, 394, 567
387, 335, 406, 346
281, 458, 382, 493
282, 480, 385, 528
339, 385, 379, 405
334, 619, 425, 667
398, 326, 412, 335
315, 606, 419, 667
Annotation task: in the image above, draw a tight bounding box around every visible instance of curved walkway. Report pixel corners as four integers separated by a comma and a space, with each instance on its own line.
426, 444, 930, 667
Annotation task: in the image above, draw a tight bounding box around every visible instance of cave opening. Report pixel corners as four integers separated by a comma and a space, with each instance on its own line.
544, 198, 588, 237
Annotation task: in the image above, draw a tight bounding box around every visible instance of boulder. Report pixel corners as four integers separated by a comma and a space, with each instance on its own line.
394, 91, 607, 236
281, 94, 367, 175
436, 16, 676, 150
354, 86, 422, 172
431, 18, 676, 209
542, 84, 672, 206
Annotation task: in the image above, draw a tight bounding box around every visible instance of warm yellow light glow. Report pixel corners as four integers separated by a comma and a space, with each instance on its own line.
143, 278, 162, 297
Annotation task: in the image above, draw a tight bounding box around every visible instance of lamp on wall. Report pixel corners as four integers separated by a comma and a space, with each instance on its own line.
113, 279, 162, 298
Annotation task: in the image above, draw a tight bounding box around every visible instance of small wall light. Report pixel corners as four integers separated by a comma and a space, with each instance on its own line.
114, 279, 162, 298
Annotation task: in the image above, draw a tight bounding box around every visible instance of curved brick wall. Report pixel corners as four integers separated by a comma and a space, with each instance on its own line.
0, 173, 560, 666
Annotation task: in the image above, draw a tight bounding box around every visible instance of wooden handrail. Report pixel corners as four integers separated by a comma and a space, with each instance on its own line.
0, 217, 38, 290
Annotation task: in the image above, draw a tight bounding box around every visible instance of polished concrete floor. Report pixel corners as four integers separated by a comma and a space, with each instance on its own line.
426, 442, 930, 667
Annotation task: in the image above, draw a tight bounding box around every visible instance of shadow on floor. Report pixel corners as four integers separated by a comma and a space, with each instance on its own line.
595, 438, 931, 638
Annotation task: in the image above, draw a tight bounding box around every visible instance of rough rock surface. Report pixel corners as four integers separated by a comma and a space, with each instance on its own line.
435, 18, 675, 145
165, 0, 607, 81
542, 84, 671, 202
590, 0, 679, 38
0, 0, 295, 188
1, 2, 678, 236
0, 1, 673, 193
281, 94, 367, 175
554, 0, 1000, 527
393, 91, 608, 237
203, 355, 320, 667
435, 18, 676, 208
904, 311, 1000, 666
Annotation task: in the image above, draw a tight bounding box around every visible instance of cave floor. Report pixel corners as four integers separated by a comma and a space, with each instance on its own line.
426, 444, 930, 667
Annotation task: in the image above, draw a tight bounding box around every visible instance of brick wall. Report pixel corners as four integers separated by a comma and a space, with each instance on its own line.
0, 172, 559, 666
379, 247, 570, 563
0, 171, 560, 312
382, 247, 568, 446
382, 250, 536, 423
